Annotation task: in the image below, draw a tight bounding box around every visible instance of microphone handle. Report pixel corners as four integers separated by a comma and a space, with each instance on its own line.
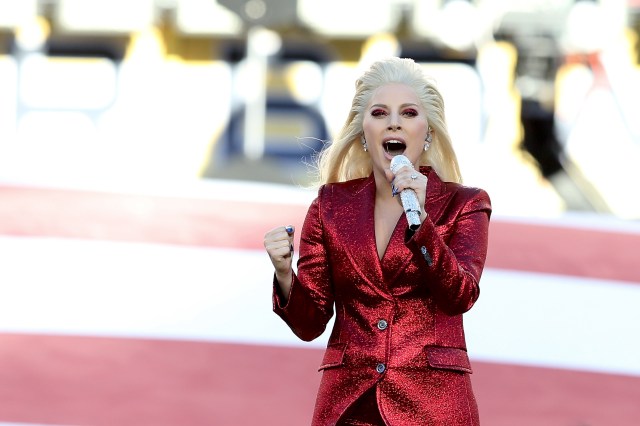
399, 188, 421, 231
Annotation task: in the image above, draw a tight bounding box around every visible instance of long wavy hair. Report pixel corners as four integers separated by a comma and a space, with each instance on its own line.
316, 57, 462, 185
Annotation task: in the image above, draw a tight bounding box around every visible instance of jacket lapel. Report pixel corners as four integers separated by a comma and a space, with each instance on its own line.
338, 176, 391, 299
423, 167, 455, 225
383, 168, 455, 284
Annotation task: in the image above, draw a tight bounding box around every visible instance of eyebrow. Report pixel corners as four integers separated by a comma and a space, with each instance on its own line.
369, 103, 420, 109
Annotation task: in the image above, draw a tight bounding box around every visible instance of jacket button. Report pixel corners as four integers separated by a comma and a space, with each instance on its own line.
377, 319, 388, 330
376, 363, 386, 374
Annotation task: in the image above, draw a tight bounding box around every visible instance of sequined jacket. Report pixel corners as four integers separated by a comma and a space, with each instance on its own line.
273, 167, 491, 425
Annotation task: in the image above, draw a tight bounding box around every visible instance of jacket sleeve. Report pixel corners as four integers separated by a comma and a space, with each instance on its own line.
406, 187, 491, 315
272, 186, 335, 342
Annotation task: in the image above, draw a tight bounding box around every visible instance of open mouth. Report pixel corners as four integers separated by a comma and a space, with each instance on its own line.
383, 140, 406, 156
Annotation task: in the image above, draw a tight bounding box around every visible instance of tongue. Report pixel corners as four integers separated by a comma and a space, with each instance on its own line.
385, 143, 405, 156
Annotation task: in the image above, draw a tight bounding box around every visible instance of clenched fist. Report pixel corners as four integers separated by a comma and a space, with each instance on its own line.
264, 225, 295, 299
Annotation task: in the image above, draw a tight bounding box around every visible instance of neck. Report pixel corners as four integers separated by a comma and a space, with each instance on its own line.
373, 169, 394, 202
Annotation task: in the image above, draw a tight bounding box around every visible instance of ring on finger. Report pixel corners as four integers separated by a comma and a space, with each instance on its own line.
410, 174, 418, 180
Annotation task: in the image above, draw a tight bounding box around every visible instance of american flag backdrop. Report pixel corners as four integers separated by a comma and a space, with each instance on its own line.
0, 178, 639, 426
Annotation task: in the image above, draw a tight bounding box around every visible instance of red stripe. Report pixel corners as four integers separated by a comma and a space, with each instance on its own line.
487, 220, 640, 283
0, 333, 638, 426
472, 360, 640, 425
1, 185, 639, 283
0, 185, 309, 248
0, 334, 319, 426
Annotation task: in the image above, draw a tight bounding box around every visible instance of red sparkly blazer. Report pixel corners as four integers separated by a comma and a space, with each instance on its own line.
273, 167, 491, 425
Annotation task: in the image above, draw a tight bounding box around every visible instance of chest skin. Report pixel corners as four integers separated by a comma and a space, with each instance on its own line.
374, 195, 404, 261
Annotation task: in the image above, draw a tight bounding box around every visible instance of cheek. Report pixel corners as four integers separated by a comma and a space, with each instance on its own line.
411, 126, 429, 141
415, 121, 429, 134
361, 122, 377, 140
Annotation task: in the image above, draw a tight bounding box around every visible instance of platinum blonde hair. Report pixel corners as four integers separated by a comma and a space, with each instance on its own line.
316, 57, 462, 184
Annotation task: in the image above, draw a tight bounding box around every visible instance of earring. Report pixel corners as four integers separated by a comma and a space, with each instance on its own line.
424, 128, 432, 151
361, 136, 368, 152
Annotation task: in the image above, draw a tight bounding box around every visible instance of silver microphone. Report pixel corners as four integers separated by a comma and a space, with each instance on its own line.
390, 155, 421, 231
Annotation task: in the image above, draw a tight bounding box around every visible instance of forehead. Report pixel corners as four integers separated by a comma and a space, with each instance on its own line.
368, 83, 420, 106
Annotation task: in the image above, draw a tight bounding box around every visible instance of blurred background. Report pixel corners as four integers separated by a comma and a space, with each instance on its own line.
1, 0, 640, 216
0, 0, 639, 425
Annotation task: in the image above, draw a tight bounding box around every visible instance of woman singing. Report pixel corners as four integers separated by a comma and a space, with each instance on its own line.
264, 57, 491, 425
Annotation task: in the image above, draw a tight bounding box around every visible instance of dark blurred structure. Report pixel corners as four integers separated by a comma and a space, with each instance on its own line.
496, 0, 610, 212
630, 0, 640, 64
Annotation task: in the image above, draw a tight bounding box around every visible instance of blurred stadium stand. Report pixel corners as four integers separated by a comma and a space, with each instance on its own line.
0, 0, 638, 218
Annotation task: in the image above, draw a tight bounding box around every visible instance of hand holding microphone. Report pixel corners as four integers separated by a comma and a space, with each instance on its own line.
390, 155, 425, 231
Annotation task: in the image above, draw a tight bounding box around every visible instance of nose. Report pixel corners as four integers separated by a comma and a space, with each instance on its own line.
388, 113, 401, 130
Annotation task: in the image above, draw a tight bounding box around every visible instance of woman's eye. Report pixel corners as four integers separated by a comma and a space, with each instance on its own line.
403, 109, 418, 117
371, 109, 386, 117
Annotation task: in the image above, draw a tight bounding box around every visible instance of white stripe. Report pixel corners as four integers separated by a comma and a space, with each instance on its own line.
466, 269, 640, 376
0, 236, 638, 376
0, 236, 300, 344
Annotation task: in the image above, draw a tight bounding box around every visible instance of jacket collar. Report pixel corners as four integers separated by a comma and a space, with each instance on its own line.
421, 166, 455, 226
341, 167, 456, 291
